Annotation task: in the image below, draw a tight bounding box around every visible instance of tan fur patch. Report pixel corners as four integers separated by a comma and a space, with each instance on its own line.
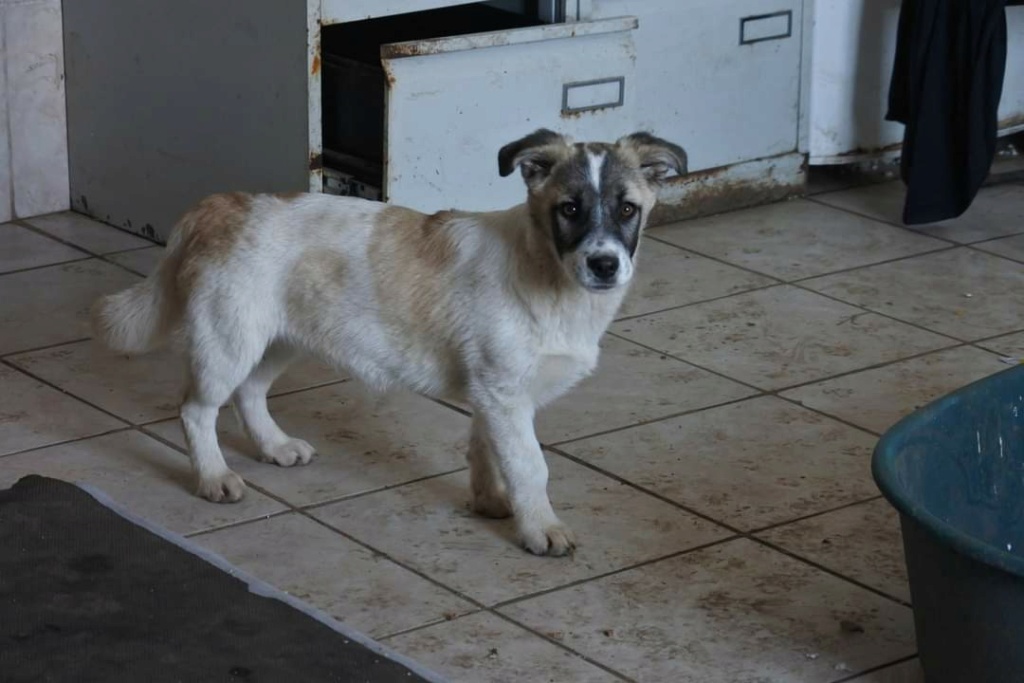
175, 192, 253, 293
368, 206, 459, 337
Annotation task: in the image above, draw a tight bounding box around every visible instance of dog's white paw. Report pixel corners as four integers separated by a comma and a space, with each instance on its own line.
472, 489, 513, 519
519, 519, 577, 557
197, 470, 246, 503
262, 438, 316, 467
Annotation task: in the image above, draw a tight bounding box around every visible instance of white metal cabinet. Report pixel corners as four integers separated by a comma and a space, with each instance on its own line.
590, 0, 803, 173
381, 17, 638, 212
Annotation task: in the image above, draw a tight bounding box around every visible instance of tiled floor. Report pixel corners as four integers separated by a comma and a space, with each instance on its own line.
3, 181, 1023, 682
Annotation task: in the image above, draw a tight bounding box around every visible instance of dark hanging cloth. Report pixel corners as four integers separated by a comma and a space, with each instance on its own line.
886, 0, 1016, 225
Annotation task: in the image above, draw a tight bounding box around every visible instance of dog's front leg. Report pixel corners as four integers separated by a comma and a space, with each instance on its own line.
474, 398, 575, 556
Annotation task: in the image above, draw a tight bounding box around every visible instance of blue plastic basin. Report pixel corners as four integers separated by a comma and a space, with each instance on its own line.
873, 364, 1024, 683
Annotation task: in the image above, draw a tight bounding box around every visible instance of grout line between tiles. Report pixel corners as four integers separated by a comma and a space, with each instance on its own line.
830, 654, 919, 683
0, 254, 95, 277
545, 391, 763, 447
547, 445, 915, 610
14, 218, 157, 278
0, 426, 133, 460
489, 535, 741, 612
0, 336, 92, 359
0, 359, 133, 427
612, 280, 781, 324
750, 535, 912, 607
747, 495, 885, 535
486, 611, 638, 682
802, 194, 963, 245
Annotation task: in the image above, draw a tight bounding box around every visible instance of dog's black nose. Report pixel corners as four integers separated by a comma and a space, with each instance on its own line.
587, 255, 619, 281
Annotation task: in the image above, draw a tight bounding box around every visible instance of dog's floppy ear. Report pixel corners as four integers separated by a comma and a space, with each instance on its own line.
617, 132, 688, 184
498, 128, 571, 188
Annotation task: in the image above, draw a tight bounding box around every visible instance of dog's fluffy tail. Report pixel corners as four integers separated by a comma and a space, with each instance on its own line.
91, 233, 184, 354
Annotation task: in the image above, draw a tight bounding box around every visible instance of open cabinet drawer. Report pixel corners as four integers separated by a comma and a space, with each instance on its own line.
380, 16, 638, 213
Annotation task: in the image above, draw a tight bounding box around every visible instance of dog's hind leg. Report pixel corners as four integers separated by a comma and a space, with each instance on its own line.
467, 417, 511, 519
180, 330, 265, 503
233, 344, 316, 467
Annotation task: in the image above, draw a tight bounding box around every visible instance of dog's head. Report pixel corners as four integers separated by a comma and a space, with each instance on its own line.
499, 129, 687, 292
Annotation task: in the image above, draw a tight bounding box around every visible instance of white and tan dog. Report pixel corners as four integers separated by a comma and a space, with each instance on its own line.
92, 129, 686, 556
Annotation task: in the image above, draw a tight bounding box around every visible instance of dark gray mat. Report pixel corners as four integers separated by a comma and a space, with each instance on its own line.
0, 475, 443, 683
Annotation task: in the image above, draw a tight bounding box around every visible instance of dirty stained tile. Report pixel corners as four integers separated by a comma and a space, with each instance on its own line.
500, 539, 916, 683
24, 211, 152, 254
536, 335, 756, 444
194, 513, 473, 638
145, 383, 469, 507
0, 223, 85, 273
649, 199, 946, 281
782, 346, 1005, 434
0, 364, 124, 456
386, 612, 621, 683
618, 237, 776, 318
310, 454, 729, 605
0, 259, 140, 355
8, 340, 345, 425
845, 659, 924, 682
560, 396, 878, 531
802, 248, 1024, 341
813, 182, 1024, 244
106, 246, 165, 276
611, 285, 953, 390
758, 498, 911, 603
0, 431, 284, 534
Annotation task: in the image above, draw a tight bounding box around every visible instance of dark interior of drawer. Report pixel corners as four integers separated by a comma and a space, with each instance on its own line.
321, 2, 544, 194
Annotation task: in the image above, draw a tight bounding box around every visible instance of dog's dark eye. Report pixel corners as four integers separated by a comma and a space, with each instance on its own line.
560, 201, 579, 218
620, 202, 637, 219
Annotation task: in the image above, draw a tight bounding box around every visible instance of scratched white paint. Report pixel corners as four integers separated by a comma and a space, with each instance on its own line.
2, 0, 69, 218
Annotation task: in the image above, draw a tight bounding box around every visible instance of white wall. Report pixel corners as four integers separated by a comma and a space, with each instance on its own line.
1, 0, 69, 222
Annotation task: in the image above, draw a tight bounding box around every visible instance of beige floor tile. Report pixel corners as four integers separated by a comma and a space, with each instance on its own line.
0, 259, 140, 355
536, 335, 756, 444
24, 211, 153, 254
8, 340, 345, 425
814, 182, 1024, 244
782, 346, 1005, 434
758, 499, 910, 603
194, 513, 473, 638
501, 539, 915, 683
649, 199, 946, 281
106, 246, 165, 276
803, 248, 1024, 341
146, 383, 469, 506
0, 223, 85, 273
387, 612, 620, 683
311, 454, 729, 605
0, 430, 285, 534
846, 659, 924, 682
619, 238, 776, 318
0, 364, 124, 456
612, 285, 953, 390
561, 396, 878, 531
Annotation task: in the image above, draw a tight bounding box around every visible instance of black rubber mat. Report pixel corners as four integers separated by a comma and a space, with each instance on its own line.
0, 475, 441, 683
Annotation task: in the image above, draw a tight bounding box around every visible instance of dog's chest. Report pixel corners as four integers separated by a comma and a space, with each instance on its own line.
529, 344, 599, 407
